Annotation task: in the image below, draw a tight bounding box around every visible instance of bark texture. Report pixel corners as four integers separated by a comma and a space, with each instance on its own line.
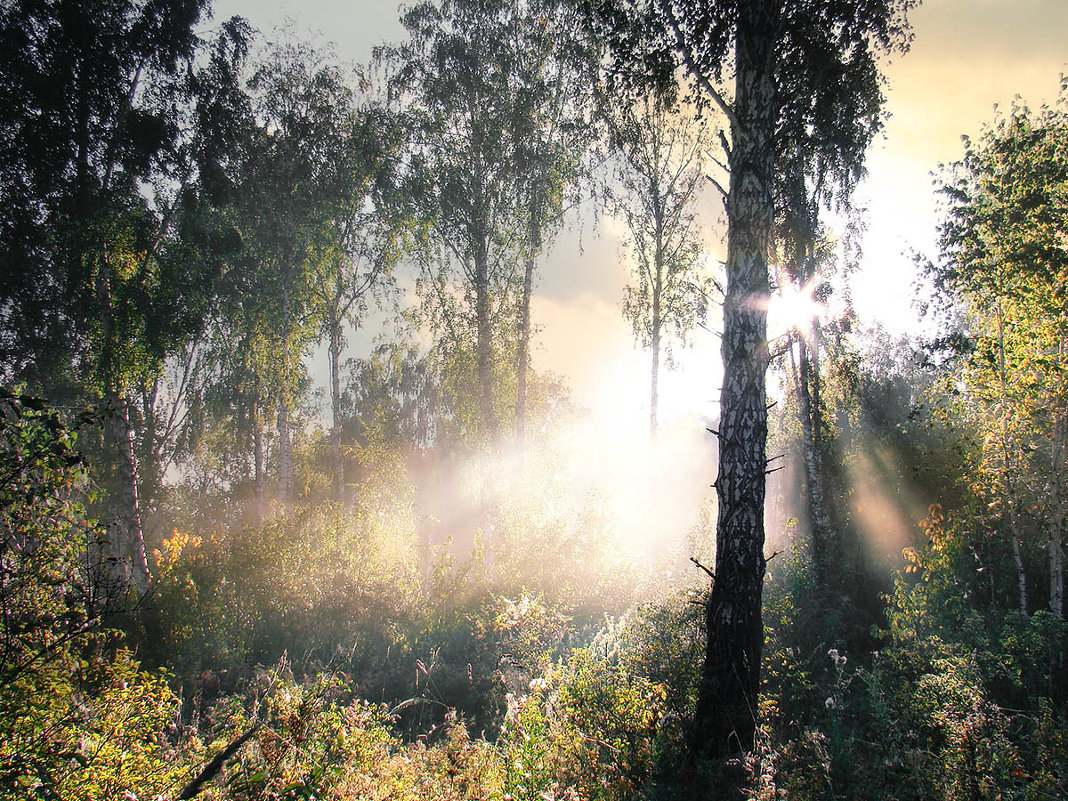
474, 238, 498, 442
108, 395, 150, 593
693, 0, 777, 761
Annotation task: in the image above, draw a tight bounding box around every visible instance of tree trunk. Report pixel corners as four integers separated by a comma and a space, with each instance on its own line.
516, 223, 541, 444
1011, 523, 1028, 616
650, 182, 664, 437
253, 398, 265, 520
1051, 518, 1064, 617
693, 0, 777, 763
474, 238, 498, 441
277, 399, 292, 503
329, 322, 345, 503
996, 298, 1028, 616
108, 394, 150, 593
650, 315, 661, 437
797, 332, 832, 581
1050, 403, 1067, 616
95, 247, 149, 594
278, 285, 293, 503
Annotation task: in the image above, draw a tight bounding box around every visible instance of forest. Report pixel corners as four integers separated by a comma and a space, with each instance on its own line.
1, 0, 1067, 798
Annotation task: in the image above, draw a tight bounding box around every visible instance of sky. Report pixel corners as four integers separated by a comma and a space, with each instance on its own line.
208, 0, 1068, 432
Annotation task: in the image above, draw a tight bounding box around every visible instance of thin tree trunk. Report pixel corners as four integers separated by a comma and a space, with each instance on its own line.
797, 333, 832, 580
693, 0, 777, 763
650, 316, 660, 437
277, 400, 292, 503
997, 297, 1027, 615
278, 285, 293, 503
253, 399, 265, 520
1010, 524, 1028, 615
1049, 401, 1067, 616
474, 239, 498, 442
516, 223, 541, 444
650, 208, 663, 438
329, 322, 345, 503
1051, 520, 1064, 617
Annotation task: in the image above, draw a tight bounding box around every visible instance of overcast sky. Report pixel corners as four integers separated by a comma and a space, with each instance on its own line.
207, 0, 1068, 429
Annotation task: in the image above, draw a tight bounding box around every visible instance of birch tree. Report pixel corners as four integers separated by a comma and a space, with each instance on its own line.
611, 92, 712, 435
591, 0, 918, 761
385, 0, 528, 443
228, 38, 369, 504
309, 100, 405, 503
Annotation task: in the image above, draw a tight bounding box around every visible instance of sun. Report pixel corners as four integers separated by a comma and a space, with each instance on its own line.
766, 278, 826, 342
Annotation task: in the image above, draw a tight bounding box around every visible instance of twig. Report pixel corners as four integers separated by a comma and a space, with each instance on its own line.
690, 556, 715, 580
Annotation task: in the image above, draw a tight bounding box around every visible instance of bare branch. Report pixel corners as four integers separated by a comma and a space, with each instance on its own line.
690, 556, 716, 580
719, 130, 732, 161
706, 173, 728, 199
178, 721, 262, 799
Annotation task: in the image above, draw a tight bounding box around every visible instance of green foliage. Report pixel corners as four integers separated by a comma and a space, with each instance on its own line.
930, 87, 1068, 615
501, 647, 667, 801
0, 392, 196, 800
752, 489, 1068, 801
145, 503, 422, 682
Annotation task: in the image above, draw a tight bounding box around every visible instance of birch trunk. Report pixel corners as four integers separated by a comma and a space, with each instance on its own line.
253, 402, 265, 520
277, 400, 292, 503
693, 0, 777, 761
108, 394, 150, 593
516, 225, 540, 444
329, 323, 345, 503
650, 313, 661, 437
1051, 517, 1064, 617
797, 332, 832, 579
278, 285, 293, 503
474, 238, 498, 441
650, 210, 663, 437
1049, 402, 1067, 616
1011, 523, 1028, 615
96, 247, 149, 593
996, 298, 1028, 615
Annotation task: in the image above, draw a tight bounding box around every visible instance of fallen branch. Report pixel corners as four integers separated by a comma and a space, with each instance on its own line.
178, 720, 262, 800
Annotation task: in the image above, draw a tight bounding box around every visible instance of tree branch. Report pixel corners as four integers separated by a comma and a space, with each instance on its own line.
178, 721, 262, 800
706, 173, 728, 199
660, 3, 741, 133
690, 556, 715, 580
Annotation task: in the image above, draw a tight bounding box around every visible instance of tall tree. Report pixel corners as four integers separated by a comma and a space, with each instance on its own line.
610, 92, 712, 435
507, 0, 602, 443
931, 91, 1068, 617
591, 0, 917, 760
308, 97, 405, 503
220, 37, 369, 505
386, 0, 544, 443
774, 229, 841, 583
